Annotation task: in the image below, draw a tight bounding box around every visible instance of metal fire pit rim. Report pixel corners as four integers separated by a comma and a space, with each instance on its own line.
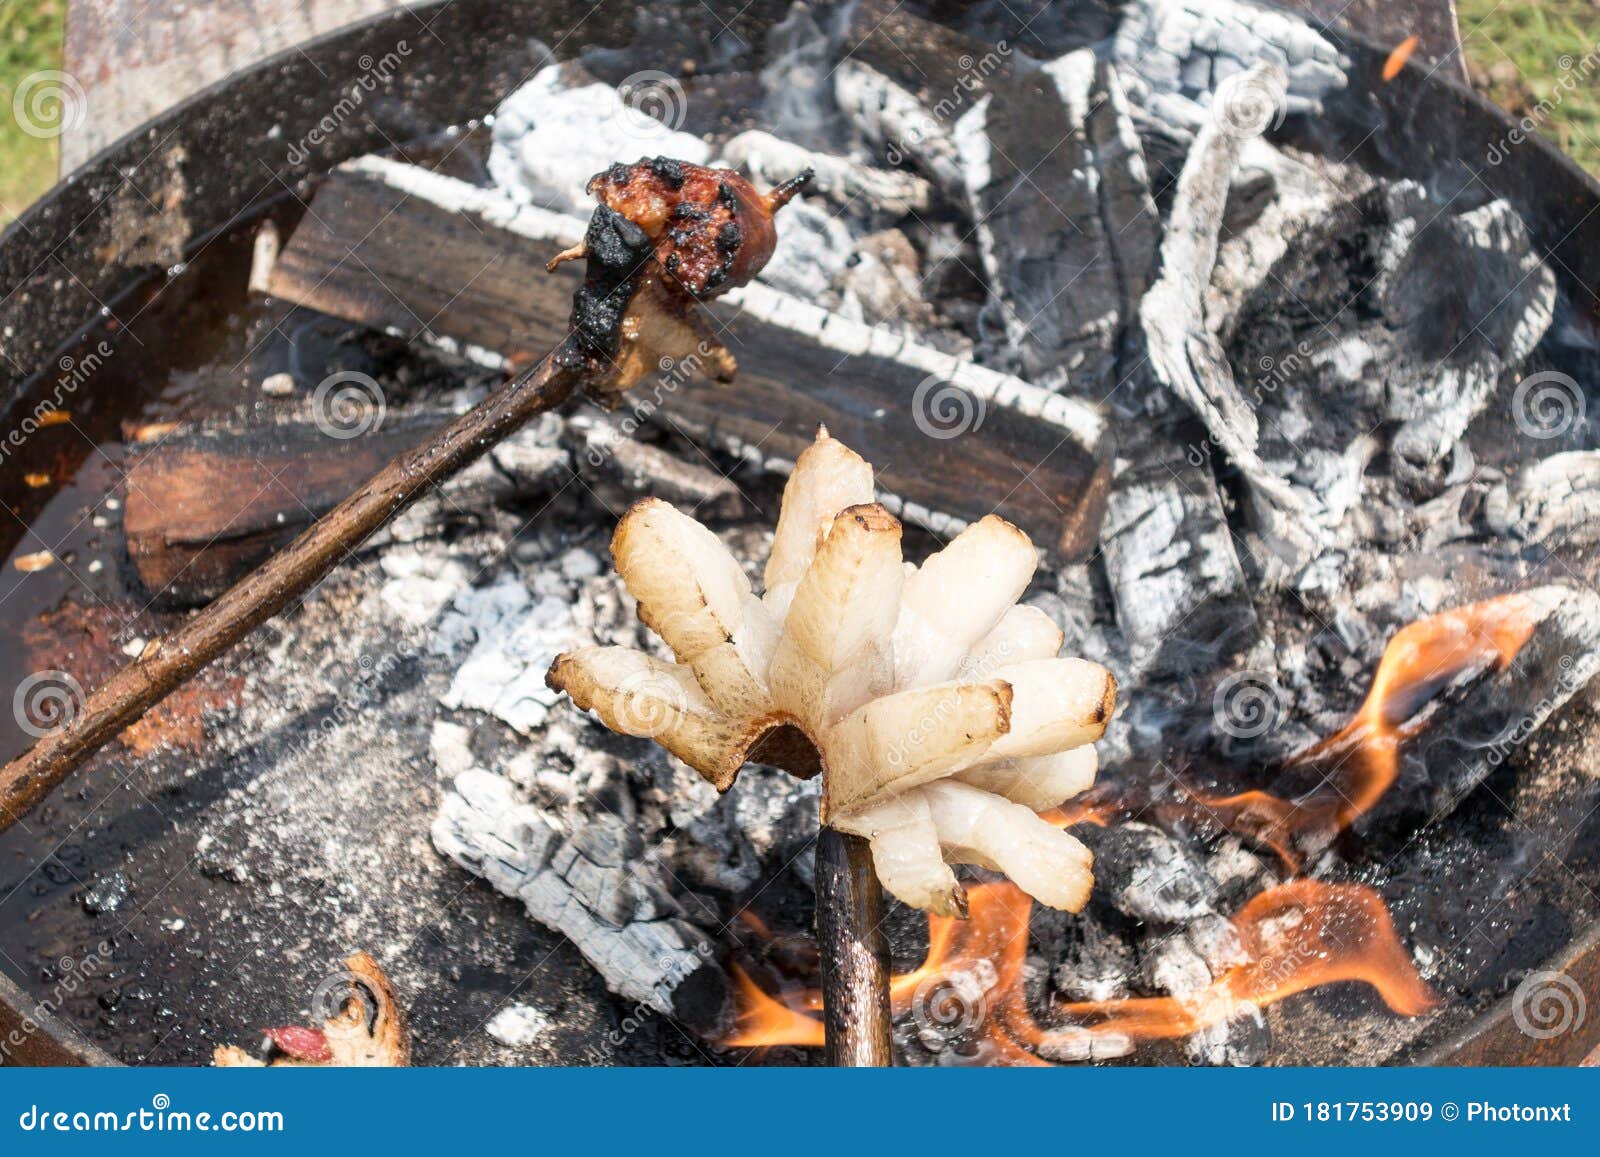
2, 1, 1599, 1068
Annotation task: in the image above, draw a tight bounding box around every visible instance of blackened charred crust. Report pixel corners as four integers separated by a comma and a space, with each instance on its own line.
568, 205, 654, 357
1096, 674, 1117, 724
647, 155, 687, 188
585, 158, 783, 299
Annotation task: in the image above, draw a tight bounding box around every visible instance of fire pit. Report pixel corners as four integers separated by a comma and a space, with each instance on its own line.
2, 0, 1599, 1068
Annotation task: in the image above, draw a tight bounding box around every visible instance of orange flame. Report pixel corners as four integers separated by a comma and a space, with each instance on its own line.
719, 598, 1546, 1061
722, 879, 1434, 1060
724, 964, 824, 1048
1057, 880, 1437, 1040
1383, 35, 1421, 81
1199, 593, 1541, 866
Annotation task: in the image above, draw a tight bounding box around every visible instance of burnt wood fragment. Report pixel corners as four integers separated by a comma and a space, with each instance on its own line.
268, 157, 1110, 558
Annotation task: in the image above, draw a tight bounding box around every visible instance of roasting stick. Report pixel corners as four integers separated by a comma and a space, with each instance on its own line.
0, 157, 899, 1063
0, 160, 809, 831
816, 828, 895, 1065
0, 348, 585, 827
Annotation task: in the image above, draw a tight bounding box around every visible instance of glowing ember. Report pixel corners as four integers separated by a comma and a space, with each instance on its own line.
723, 880, 1434, 1061
1199, 593, 1542, 867
718, 598, 1531, 1062
1382, 35, 1421, 81
1056, 881, 1437, 1039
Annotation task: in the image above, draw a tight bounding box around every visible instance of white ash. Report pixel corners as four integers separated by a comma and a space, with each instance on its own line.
485, 1003, 551, 1047
833, 60, 966, 199
756, 193, 857, 306
1085, 822, 1221, 925
1110, 0, 1347, 126
1484, 451, 1600, 550
487, 66, 711, 215
432, 577, 588, 737
718, 130, 932, 216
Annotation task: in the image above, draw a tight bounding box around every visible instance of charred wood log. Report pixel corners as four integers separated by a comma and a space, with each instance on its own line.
1137, 63, 1321, 575
267, 156, 1111, 559
122, 412, 568, 607
1484, 451, 1600, 551
954, 51, 1159, 392
433, 767, 733, 1034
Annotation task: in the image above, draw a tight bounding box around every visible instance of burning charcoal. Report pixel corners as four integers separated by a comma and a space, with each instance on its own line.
1183, 1003, 1270, 1066
954, 52, 1159, 392
1084, 822, 1219, 925
1099, 435, 1262, 676
487, 66, 711, 215
562, 412, 744, 520
1185, 912, 1249, 974
1050, 915, 1136, 1003
1384, 586, 1600, 828
1232, 183, 1555, 510
546, 428, 1116, 917
1373, 192, 1557, 468
1484, 451, 1600, 550
1141, 932, 1213, 995
1206, 144, 1375, 342
719, 131, 932, 217
1204, 834, 1275, 908
1110, 0, 1347, 125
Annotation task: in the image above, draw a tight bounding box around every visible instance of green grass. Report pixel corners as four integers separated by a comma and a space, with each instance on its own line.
0, 0, 65, 224
1459, 0, 1600, 175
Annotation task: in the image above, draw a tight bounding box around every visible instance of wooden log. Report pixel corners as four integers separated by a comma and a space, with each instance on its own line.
122, 412, 568, 607
267, 156, 1110, 560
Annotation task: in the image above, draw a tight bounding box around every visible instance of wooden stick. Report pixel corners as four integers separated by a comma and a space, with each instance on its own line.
816, 827, 894, 1066
0, 347, 588, 831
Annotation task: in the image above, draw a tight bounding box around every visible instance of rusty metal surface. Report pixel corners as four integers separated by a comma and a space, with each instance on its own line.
7, 0, 1592, 1067
1416, 923, 1600, 1066
0, 971, 115, 1067
1278, 0, 1466, 79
